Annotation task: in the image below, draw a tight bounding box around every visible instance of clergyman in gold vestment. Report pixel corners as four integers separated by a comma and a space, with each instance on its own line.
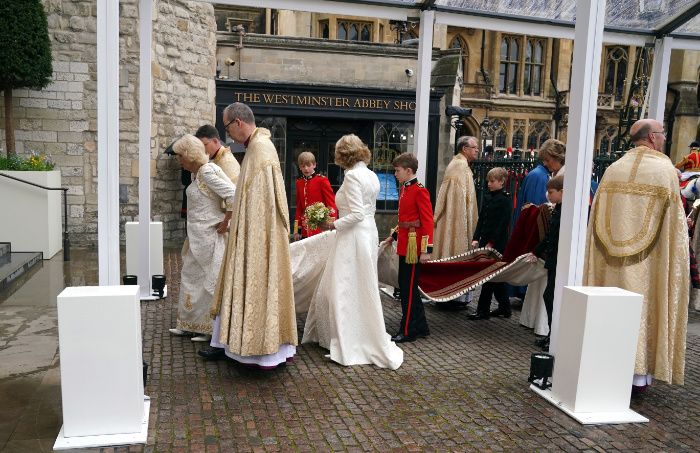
583, 119, 688, 387
432, 135, 479, 259
208, 103, 297, 367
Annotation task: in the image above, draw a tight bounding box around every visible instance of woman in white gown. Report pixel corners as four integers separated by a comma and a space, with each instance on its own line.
168, 134, 235, 341
302, 134, 403, 369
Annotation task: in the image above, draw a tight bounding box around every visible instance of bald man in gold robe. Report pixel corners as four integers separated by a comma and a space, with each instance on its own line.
583, 118, 688, 390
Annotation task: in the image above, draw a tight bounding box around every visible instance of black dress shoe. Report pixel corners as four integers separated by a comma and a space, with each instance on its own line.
490, 309, 512, 318
416, 331, 430, 338
391, 334, 417, 343
467, 313, 490, 320
198, 346, 225, 360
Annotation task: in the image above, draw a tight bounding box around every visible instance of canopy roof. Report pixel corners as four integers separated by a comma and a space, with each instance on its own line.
348, 0, 700, 39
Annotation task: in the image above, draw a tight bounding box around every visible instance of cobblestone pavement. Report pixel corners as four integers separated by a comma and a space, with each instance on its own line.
2, 248, 700, 452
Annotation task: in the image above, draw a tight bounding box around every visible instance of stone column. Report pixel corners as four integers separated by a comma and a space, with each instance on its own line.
668, 49, 700, 164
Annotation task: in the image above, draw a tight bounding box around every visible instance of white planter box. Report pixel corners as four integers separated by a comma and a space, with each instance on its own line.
0, 170, 62, 258
56, 285, 144, 437
125, 221, 164, 278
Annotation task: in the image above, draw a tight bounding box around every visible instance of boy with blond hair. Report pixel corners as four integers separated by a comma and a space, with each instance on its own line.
294, 151, 337, 239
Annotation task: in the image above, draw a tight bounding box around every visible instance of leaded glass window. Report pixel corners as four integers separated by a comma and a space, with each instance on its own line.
604, 46, 628, 101
499, 36, 520, 94
524, 39, 545, 96
527, 120, 551, 150
373, 122, 414, 211
257, 117, 287, 165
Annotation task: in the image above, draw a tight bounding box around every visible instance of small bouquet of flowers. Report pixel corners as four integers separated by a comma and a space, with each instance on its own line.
303, 202, 335, 231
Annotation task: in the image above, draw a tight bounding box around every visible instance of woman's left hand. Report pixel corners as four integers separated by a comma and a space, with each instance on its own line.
319, 220, 335, 231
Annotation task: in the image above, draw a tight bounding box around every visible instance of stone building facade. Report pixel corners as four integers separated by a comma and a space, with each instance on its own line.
0, 0, 217, 247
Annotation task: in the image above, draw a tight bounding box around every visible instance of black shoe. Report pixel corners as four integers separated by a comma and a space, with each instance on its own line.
391, 334, 417, 343
467, 313, 490, 320
490, 309, 512, 318
198, 346, 225, 360
416, 331, 430, 338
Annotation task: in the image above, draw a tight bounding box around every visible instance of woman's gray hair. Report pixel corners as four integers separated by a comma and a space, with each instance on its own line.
172, 134, 208, 167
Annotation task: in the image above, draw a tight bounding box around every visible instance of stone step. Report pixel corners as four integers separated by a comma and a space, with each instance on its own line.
0, 252, 43, 293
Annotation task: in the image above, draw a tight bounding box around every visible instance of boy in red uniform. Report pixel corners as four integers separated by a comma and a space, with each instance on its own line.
387, 152, 433, 343
294, 151, 337, 239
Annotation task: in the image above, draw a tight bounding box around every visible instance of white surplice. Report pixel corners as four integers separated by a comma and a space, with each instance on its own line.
302, 161, 403, 369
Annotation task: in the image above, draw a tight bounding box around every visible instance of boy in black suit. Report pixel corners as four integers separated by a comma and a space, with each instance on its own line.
533, 175, 564, 349
468, 167, 512, 320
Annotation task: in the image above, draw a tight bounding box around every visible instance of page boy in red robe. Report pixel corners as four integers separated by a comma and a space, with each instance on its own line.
386, 152, 433, 343
294, 151, 337, 239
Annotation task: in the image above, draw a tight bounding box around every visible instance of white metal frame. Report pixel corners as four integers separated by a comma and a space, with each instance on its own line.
414, 8, 434, 183
648, 37, 674, 123
549, 0, 607, 357
138, 0, 153, 297
97, 0, 121, 286
211, 0, 411, 21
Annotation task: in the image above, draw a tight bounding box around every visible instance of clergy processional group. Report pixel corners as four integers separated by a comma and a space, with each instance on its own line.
166, 101, 693, 395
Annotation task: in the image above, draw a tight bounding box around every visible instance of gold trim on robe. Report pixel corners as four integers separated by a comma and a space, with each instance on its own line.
583, 145, 689, 385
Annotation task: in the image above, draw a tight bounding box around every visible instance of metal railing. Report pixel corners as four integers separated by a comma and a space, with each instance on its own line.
471, 152, 621, 208
0, 172, 70, 261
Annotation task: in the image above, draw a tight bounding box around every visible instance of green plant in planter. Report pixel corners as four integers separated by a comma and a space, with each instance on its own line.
0, 151, 55, 171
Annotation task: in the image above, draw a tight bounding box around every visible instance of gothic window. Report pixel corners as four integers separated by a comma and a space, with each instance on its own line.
527, 120, 551, 150
319, 20, 329, 39
499, 36, 520, 94
373, 122, 414, 210
598, 125, 618, 154
257, 117, 287, 164
512, 120, 526, 150
524, 38, 545, 96
361, 24, 371, 41
490, 118, 508, 149
450, 35, 469, 79
604, 46, 628, 101
337, 23, 347, 40
349, 24, 358, 41
337, 20, 372, 42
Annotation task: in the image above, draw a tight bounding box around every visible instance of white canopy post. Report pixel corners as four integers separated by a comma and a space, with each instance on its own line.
549, 0, 606, 356
647, 36, 674, 123
97, 0, 121, 285
138, 0, 153, 297
414, 8, 434, 184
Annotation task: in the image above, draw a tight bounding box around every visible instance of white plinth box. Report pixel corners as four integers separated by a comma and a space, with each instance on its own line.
125, 221, 164, 277
0, 170, 62, 259
532, 286, 648, 424
56, 286, 145, 438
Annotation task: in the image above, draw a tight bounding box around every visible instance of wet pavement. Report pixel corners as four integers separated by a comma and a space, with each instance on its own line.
1, 249, 700, 452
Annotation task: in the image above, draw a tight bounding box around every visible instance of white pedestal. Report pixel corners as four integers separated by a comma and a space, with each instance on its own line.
55, 286, 147, 442
125, 221, 164, 277
0, 170, 62, 258
532, 286, 648, 425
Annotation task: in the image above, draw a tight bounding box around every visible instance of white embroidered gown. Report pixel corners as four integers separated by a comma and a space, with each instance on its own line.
176, 163, 235, 334
302, 161, 403, 369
